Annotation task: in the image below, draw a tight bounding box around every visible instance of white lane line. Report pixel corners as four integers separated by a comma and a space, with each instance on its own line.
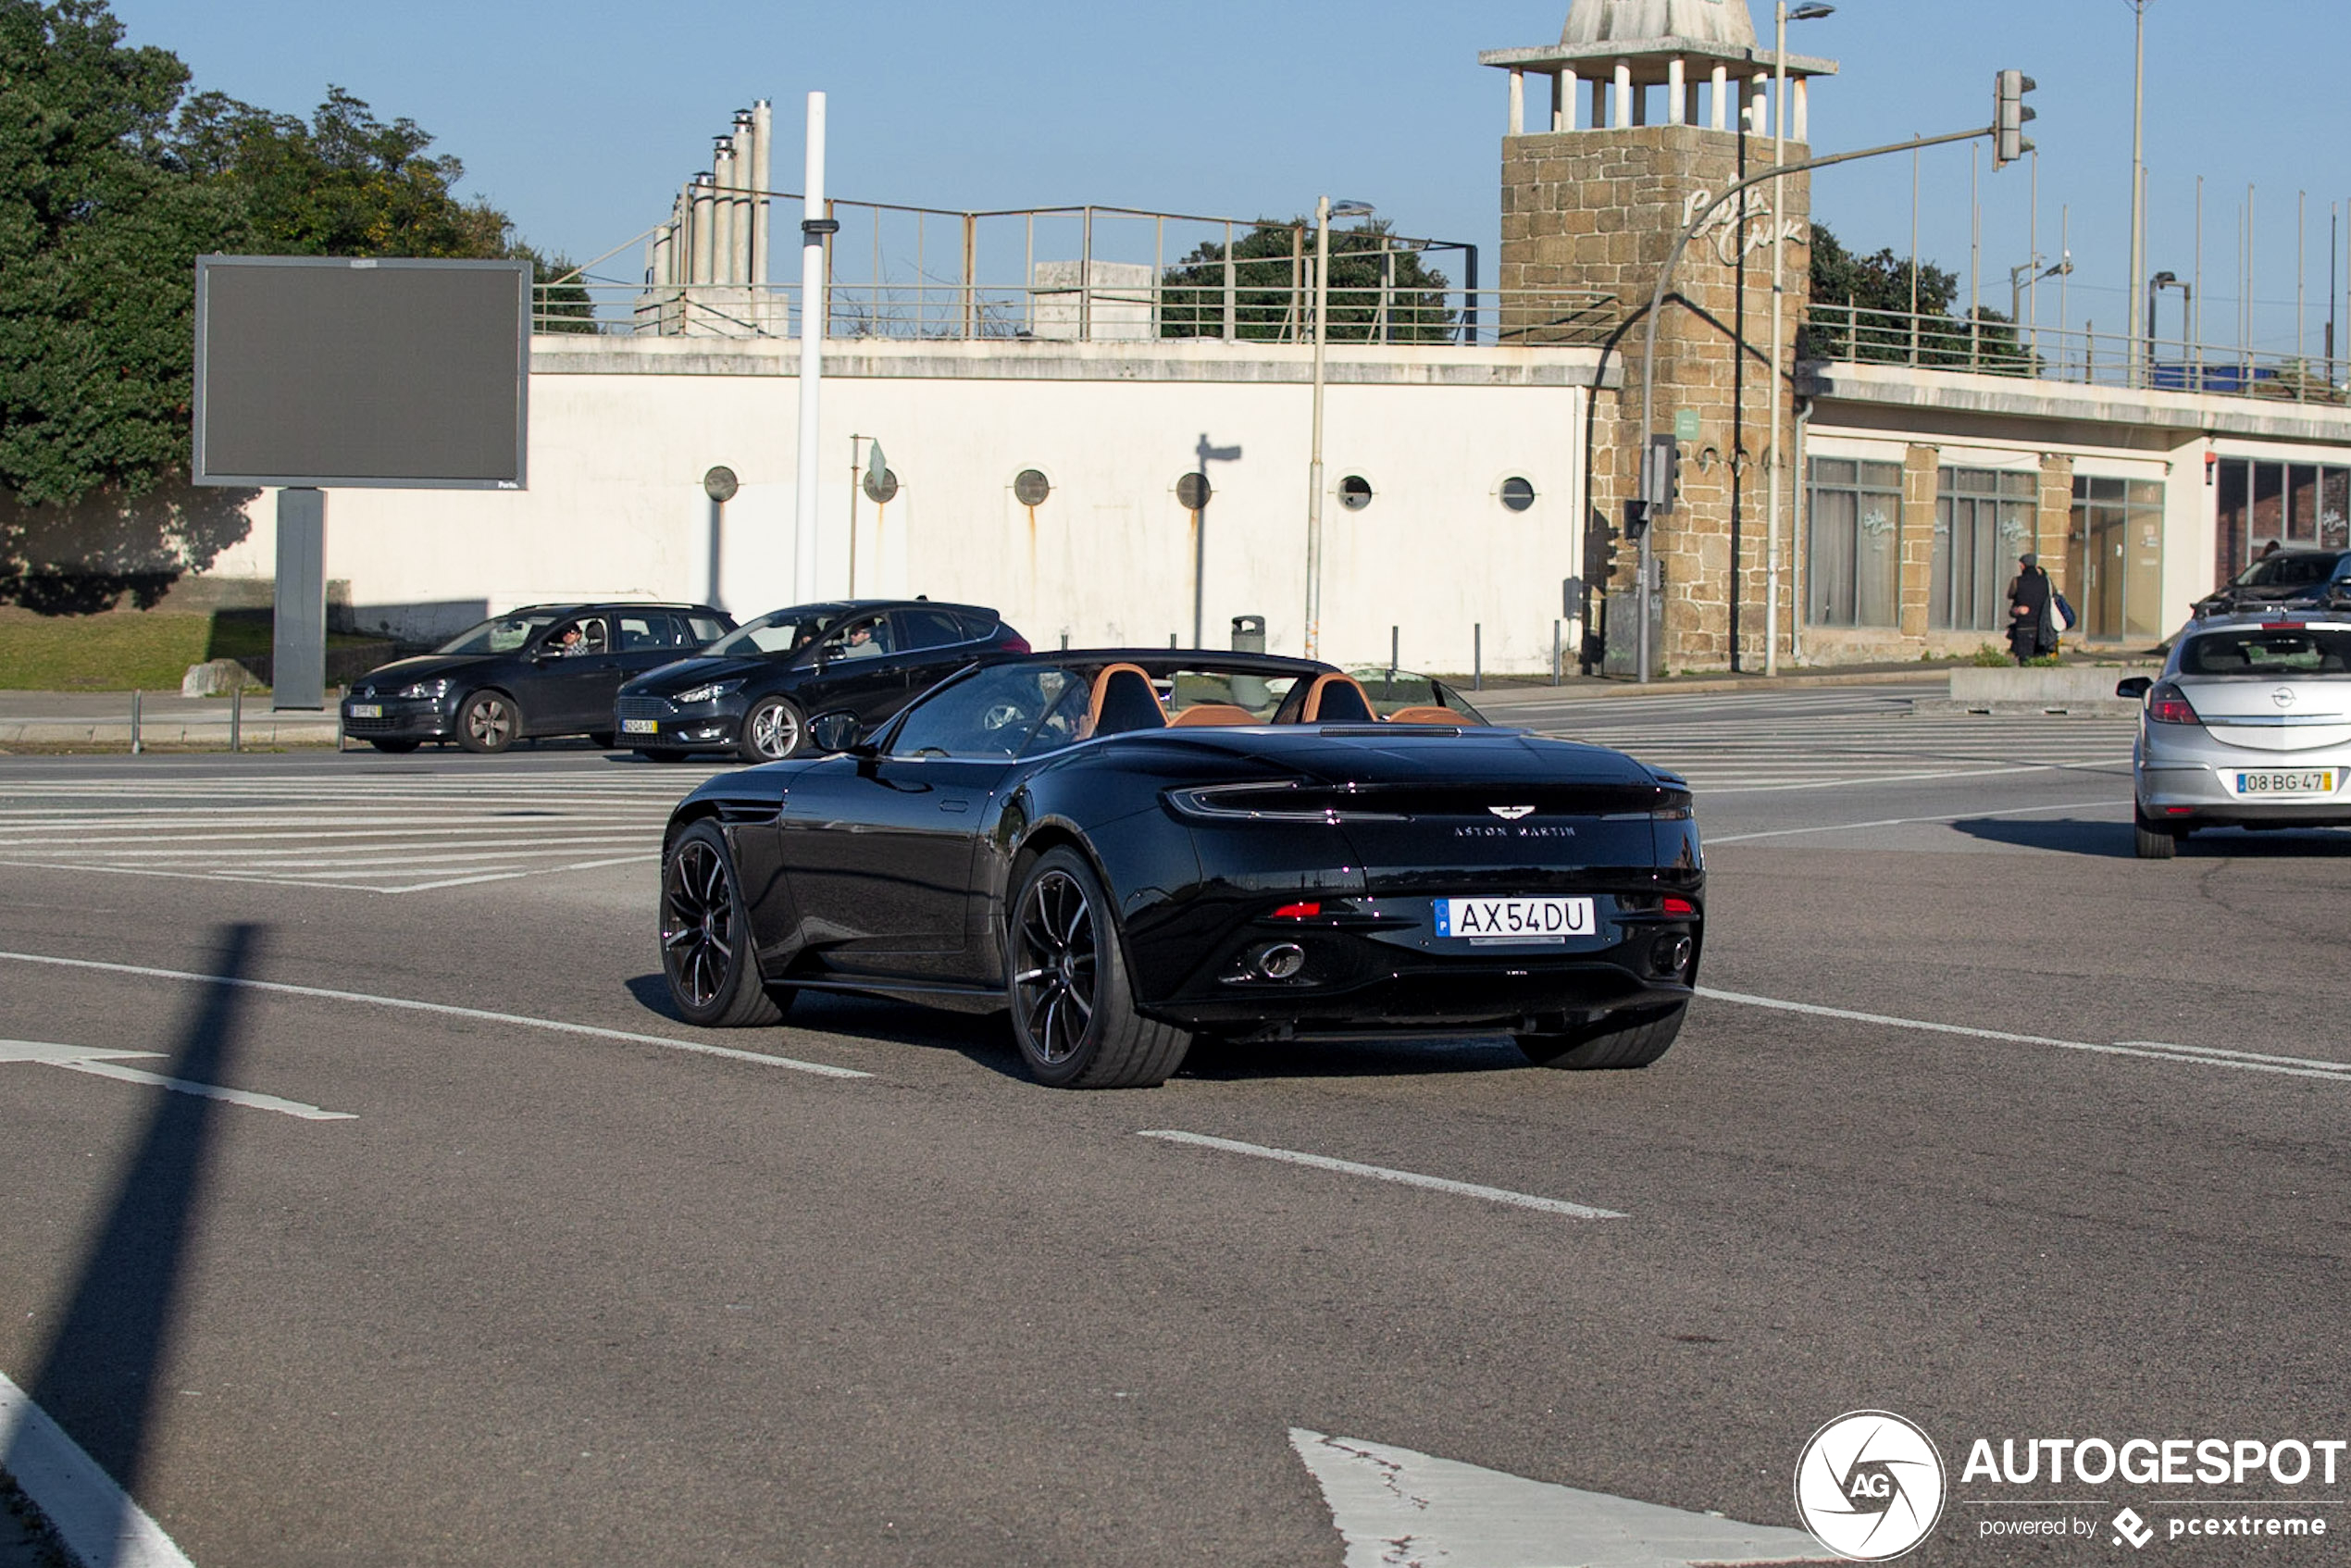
0, 1370, 197, 1568
0, 951, 871, 1080
1138, 1130, 1625, 1219
1692, 761, 2127, 795
1698, 988, 2351, 1084
1707, 798, 2122, 844
0, 1040, 354, 1120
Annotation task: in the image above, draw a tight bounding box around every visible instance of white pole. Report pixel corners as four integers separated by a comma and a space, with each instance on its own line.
2127, 0, 2147, 380
793, 92, 828, 603
1306, 194, 1332, 660
1766, 1, 1787, 675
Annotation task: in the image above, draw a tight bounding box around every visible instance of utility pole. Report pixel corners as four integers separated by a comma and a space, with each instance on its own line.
2127, 0, 2149, 383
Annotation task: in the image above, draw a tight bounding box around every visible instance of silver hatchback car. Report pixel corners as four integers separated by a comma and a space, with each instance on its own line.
2121, 610, 2351, 858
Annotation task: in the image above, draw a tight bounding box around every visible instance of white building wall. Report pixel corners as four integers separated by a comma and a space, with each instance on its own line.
210, 337, 1600, 675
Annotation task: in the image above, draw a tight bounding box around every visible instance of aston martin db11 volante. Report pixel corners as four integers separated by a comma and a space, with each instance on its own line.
658, 652, 1704, 1088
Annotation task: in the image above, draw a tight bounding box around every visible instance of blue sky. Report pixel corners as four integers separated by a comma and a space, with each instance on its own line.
118, 0, 2351, 355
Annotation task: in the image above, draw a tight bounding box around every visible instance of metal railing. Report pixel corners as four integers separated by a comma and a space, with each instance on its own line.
1802, 302, 2348, 405
532, 280, 1618, 348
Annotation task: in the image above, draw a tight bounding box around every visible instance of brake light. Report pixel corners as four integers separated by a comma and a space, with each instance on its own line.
999, 634, 1031, 653
1271, 902, 1322, 919
2262, 620, 2307, 630
2147, 681, 2200, 725
1661, 897, 1698, 916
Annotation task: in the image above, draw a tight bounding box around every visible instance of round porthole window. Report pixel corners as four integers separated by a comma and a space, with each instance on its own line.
1499, 477, 1536, 513
1338, 475, 1374, 512
1013, 468, 1051, 506
863, 467, 900, 504
1175, 472, 1213, 509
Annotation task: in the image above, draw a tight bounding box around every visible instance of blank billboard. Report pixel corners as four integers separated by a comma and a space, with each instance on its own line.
193, 255, 529, 489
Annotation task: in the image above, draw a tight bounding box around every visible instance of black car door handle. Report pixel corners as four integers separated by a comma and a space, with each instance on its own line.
939, 798, 971, 814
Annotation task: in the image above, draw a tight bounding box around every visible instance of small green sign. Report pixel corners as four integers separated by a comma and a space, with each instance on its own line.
1674, 408, 1701, 442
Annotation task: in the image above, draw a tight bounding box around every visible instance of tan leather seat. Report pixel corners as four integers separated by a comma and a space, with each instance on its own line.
1081, 663, 1166, 739
1299, 672, 1378, 724
1168, 703, 1259, 728
1387, 704, 1473, 725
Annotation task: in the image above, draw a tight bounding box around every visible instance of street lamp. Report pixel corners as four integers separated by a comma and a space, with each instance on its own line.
1305, 195, 1374, 662
2147, 269, 2189, 375
2126, 0, 2150, 382
1765, 1, 1832, 676
2009, 251, 2072, 326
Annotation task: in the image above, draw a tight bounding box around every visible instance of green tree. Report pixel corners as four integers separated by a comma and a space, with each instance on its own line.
1804, 220, 2030, 372
1161, 219, 1457, 343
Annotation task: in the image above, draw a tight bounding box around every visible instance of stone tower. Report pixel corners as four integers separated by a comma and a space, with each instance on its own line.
1482, 0, 1835, 674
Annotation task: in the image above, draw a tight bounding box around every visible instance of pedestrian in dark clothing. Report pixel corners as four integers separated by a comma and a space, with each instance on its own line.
2006, 552, 2059, 664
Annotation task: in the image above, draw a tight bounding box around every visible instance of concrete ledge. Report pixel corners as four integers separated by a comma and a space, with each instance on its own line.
1917, 666, 2147, 716
0, 716, 341, 747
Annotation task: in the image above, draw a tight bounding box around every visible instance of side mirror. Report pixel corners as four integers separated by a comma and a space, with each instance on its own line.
808, 712, 866, 754
2115, 677, 2153, 700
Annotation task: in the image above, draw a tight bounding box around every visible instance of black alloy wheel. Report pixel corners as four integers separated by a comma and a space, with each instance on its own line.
1515, 1000, 1687, 1070
661, 821, 785, 1027
367, 739, 421, 754
455, 690, 517, 753
1006, 847, 1190, 1089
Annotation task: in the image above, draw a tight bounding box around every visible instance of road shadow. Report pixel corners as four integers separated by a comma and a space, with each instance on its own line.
1949, 817, 2137, 858
625, 971, 1527, 1081
6, 922, 260, 1563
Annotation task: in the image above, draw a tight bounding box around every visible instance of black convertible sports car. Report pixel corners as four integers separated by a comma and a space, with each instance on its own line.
658, 651, 1703, 1089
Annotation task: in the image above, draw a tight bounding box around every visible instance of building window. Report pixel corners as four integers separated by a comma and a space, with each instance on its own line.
1013, 468, 1051, 506
2213, 458, 2349, 585
1806, 457, 1902, 627
1933, 467, 2036, 631
1338, 475, 1375, 511
1499, 477, 1536, 513
2069, 476, 2166, 641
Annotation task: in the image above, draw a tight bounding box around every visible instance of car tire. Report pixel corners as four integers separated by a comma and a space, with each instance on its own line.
661, 820, 784, 1028
1007, 846, 1190, 1089
367, 739, 421, 754
455, 690, 518, 753
588, 731, 616, 750
2134, 807, 2180, 860
739, 696, 806, 764
1515, 1000, 1686, 1070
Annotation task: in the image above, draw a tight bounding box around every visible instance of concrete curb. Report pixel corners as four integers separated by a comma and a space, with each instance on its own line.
0, 719, 339, 747
1465, 669, 1946, 707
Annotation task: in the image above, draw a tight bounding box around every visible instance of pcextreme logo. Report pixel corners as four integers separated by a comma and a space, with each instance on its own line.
1794, 1411, 1948, 1562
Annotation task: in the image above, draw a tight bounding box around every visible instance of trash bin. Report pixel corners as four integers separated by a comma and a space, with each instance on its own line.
1230, 615, 1266, 653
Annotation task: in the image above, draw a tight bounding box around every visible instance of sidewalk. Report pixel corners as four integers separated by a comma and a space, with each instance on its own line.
0, 691, 342, 749
1458, 666, 1947, 710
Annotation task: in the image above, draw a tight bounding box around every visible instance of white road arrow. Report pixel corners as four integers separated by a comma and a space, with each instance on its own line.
1291, 1428, 1832, 1568
0, 1039, 354, 1121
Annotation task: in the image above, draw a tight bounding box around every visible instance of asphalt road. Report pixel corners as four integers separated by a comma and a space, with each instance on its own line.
1, 693, 2345, 1566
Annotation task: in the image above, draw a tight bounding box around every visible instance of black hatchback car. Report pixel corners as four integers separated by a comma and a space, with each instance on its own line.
2194, 549, 2351, 618
616, 599, 1028, 763
342, 603, 733, 753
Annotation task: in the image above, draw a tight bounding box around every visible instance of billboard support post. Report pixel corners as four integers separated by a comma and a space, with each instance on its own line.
793, 93, 833, 602
273, 488, 327, 710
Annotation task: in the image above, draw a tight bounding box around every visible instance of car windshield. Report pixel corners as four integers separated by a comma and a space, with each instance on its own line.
2181, 628, 2351, 676
1347, 667, 1490, 723
889, 665, 1088, 758
2230, 554, 2340, 589
705, 609, 840, 657
434, 614, 562, 655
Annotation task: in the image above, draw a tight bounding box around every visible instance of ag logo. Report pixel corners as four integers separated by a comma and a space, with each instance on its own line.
1793, 1411, 1947, 1561
1487, 805, 1535, 820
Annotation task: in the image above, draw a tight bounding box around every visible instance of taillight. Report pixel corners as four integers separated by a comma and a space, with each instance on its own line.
1271, 902, 1322, 919
2147, 681, 2200, 725
1661, 896, 1698, 916
999, 633, 1031, 653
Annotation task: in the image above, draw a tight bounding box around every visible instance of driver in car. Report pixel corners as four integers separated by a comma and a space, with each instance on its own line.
839, 620, 885, 659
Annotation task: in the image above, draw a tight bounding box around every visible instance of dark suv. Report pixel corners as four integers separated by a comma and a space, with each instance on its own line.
2194, 549, 2351, 619
342, 603, 733, 753
616, 599, 1028, 762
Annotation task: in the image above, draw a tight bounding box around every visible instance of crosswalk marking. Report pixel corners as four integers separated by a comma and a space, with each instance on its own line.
0, 768, 729, 894
1509, 690, 2136, 793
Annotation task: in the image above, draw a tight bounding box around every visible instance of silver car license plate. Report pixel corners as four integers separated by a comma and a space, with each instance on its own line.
2233, 768, 2336, 797
621, 718, 660, 735
348, 703, 382, 718
1435, 896, 1594, 942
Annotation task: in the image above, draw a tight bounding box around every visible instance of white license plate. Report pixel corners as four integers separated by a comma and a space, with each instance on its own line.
2232, 768, 2336, 797
621, 717, 660, 735
1435, 896, 1595, 942
347, 703, 382, 718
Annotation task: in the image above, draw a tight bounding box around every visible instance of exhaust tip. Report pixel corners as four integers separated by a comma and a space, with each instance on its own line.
1258, 942, 1306, 980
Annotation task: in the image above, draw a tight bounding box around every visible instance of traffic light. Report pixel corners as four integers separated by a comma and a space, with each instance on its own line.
1995, 69, 2037, 169
1641, 432, 1680, 517
1587, 523, 1620, 581
1623, 497, 1651, 541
